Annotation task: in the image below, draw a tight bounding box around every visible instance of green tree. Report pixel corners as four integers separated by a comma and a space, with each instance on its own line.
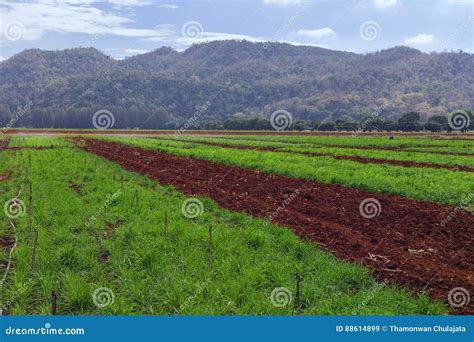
318, 121, 337, 131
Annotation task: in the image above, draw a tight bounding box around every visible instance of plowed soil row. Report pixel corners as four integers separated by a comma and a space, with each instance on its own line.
170, 139, 474, 173
77, 138, 474, 314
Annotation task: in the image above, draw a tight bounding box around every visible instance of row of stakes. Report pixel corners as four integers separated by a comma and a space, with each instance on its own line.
16, 148, 304, 315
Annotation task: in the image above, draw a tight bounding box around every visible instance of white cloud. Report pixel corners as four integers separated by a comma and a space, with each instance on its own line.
124, 48, 150, 55
447, 0, 474, 4
157, 4, 178, 9
0, 1, 173, 42
296, 27, 336, 39
263, 0, 301, 5
405, 33, 435, 44
280, 40, 328, 48
107, 0, 152, 7
144, 31, 264, 46
373, 0, 397, 8
0, 56, 5, 62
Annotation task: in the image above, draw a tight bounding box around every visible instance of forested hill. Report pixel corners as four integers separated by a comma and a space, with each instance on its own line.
1, 40, 473, 129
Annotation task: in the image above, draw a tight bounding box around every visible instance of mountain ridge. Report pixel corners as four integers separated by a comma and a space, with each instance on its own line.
1, 41, 472, 129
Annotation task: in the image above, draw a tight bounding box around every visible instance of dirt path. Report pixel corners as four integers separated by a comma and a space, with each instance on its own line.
77, 138, 474, 314
170, 139, 474, 173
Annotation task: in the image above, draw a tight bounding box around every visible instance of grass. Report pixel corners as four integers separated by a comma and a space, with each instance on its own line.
99, 136, 474, 206
7, 135, 73, 148
211, 134, 474, 148
0, 136, 446, 315
165, 136, 474, 168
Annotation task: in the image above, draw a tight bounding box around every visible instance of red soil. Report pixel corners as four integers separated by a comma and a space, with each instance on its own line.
0, 235, 15, 250
0, 173, 10, 182
0, 139, 10, 150
68, 181, 83, 193
170, 139, 474, 173
77, 138, 474, 314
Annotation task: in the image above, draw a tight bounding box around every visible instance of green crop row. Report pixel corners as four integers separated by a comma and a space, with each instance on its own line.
212, 135, 474, 154
0, 136, 445, 315
165, 136, 474, 168
7, 135, 73, 148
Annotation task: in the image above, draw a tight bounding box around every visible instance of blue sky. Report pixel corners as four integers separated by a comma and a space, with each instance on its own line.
0, 0, 473, 61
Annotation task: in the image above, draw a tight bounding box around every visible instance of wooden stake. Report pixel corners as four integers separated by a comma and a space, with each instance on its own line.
24, 153, 31, 186
28, 181, 33, 231
27, 180, 37, 271
121, 175, 124, 191
294, 272, 301, 315
31, 229, 38, 271
164, 211, 168, 234
51, 290, 57, 315
132, 189, 138, 207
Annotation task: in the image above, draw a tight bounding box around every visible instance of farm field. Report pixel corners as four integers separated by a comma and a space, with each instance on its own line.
157, 136, 474, 170
98, 135, 474, 206
0, 133, 472, 316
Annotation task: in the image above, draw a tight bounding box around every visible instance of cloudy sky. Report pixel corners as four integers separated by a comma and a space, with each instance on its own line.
0, 0, 473, 61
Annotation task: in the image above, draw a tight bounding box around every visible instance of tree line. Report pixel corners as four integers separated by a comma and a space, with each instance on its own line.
1, 107, 472, 132
221, 111, 474, 132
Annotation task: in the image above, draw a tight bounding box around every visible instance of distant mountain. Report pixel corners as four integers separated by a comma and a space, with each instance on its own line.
0, 41, 473, 129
